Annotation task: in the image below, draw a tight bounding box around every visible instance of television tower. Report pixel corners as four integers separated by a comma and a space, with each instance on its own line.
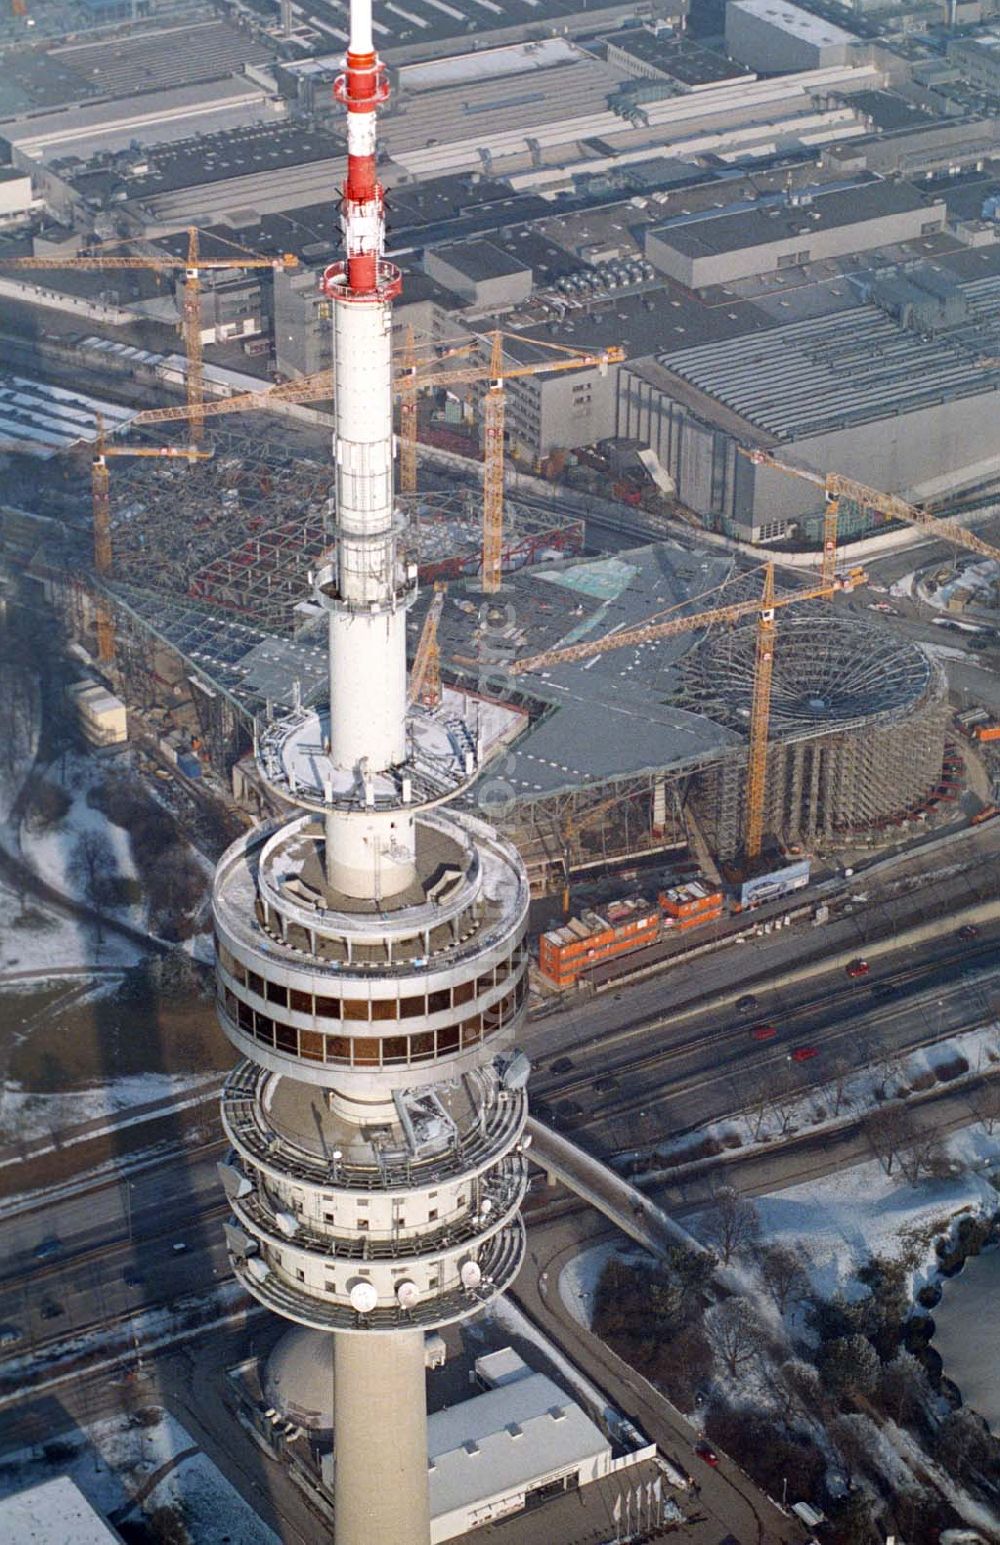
213, 0, 531, 1540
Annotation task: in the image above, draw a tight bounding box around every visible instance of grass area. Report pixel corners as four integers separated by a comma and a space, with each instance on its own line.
5, 962, 228, 1091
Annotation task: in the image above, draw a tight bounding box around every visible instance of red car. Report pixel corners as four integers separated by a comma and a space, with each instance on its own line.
751, 1023, 777, 1041
694, 1441, 719, 1467
846, 958, 870, 979
790, 1046, 819, 1063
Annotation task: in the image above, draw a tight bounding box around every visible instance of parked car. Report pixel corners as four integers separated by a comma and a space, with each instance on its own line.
958, 924, 980, 940
845, 958, 870, 978
694, 1441, 719, 1467
736, 994, 758, 1012
33, 1238, 61, 1261
550, 1057, 574, 1075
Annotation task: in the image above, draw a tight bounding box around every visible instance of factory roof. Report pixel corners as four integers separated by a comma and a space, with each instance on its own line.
430, 239, 529, 283
428, 1371, 609, 1521
0, 374, 133, 457
727, 0, 858, 48
0, 1476, 123, 1543
0, 19, 274, 117
657, 269, 1000, 440
1, 77, 277, 164
648, 178, 936, 260
293, 0, 686, 61
65, 120, 343, 205
398, 38, 582, 93
604, 27, 753, 85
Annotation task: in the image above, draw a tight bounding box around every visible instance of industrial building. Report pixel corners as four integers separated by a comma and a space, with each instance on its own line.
423, 242, 532, 312
644, 178, 947, 289
615, 268, 1000, 540
725, 0, 860, 74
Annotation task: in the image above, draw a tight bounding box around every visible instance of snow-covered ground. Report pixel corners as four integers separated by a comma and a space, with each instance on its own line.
566, 1124, 1000, 1326
135, 1449, 279, 1545
723, 1127, 1000, 1301
0, 1407, 278, 1544
0, 1070, 218, 1148
0, 884, 142, 976
16, 752, 145, 932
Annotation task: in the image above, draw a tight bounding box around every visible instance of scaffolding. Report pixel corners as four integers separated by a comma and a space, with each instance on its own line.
108, 435, 585, 631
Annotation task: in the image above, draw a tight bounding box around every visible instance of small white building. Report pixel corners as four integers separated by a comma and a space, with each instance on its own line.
66, 680, 128, 747
428, 1355, 615, 1541
0, 1476, 124, 1543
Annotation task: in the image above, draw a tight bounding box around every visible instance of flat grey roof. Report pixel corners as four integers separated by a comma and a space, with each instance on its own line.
429, 1371, 608, 1521
432, 239, 529, 282
648, 178, 936, 260
727, 0, 858, 47
443, 542, 745, 799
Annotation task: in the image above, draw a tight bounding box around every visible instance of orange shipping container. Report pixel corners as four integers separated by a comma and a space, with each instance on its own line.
974, 724, 1000, 741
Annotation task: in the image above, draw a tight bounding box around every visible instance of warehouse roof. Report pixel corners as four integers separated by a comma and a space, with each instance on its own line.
430, 239, 529, 283
428, 1371, 608, 1521
657, 269, 1000, 439
648, 178, 937, 260
728, 0, 858, 48
604, 27, 753, 85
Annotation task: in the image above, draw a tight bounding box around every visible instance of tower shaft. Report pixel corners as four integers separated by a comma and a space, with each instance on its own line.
214, 4, 530, 1543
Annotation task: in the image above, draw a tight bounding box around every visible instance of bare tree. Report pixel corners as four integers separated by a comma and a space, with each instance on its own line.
774, 1358, 825, 1424
830, 1413, 880, 1489
756, 1241, 810, 1314
705, 1297, 768, 1379
703, 1185, 760, 1265
871, 1048, 906, 1103
863, 1102, 914, 1176
967, 1079, 1000, 1137
879, 1350, 930, 1426
828, 1056, 854, 1117
69, 828, 117, 944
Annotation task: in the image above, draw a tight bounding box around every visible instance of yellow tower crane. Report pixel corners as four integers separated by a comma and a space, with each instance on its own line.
87, 414, 211, 663
741, 447, 1000, 573
0, 230, 299, 446
508, 562, 866, 863
128, 332, 625, 593
408, 583, 447, 708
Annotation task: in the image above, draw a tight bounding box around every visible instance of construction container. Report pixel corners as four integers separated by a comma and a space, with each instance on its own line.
974, 723, 1000, 741
177, 751, 202, 780
538, 897, 661, 989
66, 680, 127, 747
658, 881, 723, 931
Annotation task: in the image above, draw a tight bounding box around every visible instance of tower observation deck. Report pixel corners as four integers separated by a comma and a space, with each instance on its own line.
212, 2, 531, 1539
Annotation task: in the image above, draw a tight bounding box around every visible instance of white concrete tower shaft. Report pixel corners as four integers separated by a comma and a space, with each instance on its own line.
318, 0, 413, 899
214, 5, 530, 1544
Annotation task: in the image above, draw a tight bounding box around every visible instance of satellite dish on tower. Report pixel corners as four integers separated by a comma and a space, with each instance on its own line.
349, 1280, 379, 1314
460, 1260, 482, 1290
396, 1279, 419, 1309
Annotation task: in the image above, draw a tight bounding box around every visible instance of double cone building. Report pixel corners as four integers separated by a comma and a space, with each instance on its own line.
212, 4, 531, 1539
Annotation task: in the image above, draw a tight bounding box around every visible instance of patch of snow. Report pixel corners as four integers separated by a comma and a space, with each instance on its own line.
0, 886, 142, 976
18, 752, 144, 929
0, 1072, 218, 1147
183, 930, 216, 967
693, 1127, 1000, 1302
130, 1449, 279, 1545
